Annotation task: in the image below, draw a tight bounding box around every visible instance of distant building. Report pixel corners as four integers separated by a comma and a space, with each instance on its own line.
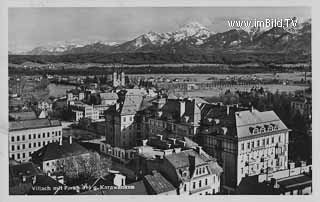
198, 105, 290, 193
112, 71, 125, 87
66, 89, 85, 104
291, 96, 312, 119
100, 92, 118, 105
9, 118, 62, 162
37, 100, 53, 112
69, 102, 100, 122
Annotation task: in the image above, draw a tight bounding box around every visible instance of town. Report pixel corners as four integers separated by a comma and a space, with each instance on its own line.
9, 67, 312, 195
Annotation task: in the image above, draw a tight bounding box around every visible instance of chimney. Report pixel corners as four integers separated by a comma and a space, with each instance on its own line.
69, 136, 72, 144
188, 155, 196, 173
226, 105, 230, 115
251, 106, 254, 113
179, 101, 186, 117
59, 138, 62, 146
289, 162, 295, 170
196, 146, 203, 155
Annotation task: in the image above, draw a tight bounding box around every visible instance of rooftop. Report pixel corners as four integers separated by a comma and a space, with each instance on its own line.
9, 118, 61, 131
144, 172, 176, 194
9, 111, 37, 121
31, 139, 90, 162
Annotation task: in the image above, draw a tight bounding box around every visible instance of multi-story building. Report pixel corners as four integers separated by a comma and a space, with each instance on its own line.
112, 71, 125, 87
143, 97, 207, 139
9, 118, 62, 162
198, 105, 290, 193
66, 89, 85, 104
69, 102, 100, 122
100, 93, 144, 162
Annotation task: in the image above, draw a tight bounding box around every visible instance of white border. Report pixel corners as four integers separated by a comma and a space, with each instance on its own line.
1, 1, 318, 202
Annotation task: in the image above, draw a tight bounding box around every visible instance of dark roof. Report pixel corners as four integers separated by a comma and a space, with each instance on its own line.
144, 172, 176, 194
9, 111, 37, 121
9, 118, 61, 131
9, 162, 41, 179
278, 174, 312, 192
31, 140, 90, 162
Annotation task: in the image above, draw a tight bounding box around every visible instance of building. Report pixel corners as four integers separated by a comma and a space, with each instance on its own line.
100, 92, 144, 162
112, 71, 125, 87
144, 97, 208, 139
69, 102, 100, 122
198, 105, 290, 193
31, 137, 93, 175
100, 92, 119, 105
161, 148, 223, 195
237, 161, 312, 195
66, 89, 85, 104
291, 96, 312, 119
9, 118, 62, 162
37, 100, 53, 111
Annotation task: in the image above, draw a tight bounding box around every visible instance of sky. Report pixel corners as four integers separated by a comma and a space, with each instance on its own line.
9, 7, 311, 52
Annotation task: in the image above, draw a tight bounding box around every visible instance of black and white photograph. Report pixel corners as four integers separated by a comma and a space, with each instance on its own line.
4, 3, 315, 197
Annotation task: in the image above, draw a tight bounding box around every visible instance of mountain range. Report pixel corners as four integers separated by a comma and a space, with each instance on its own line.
14, 20, 311, 56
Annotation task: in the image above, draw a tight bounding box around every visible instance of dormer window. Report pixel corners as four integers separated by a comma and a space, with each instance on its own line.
260, 127, 266, 133
253, 128, 259, 135
268, 126, 273, 132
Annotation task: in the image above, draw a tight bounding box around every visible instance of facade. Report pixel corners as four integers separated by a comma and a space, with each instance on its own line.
66, 89, 85, 104
9, 118, 62, 162
144, 97, 207, 139
161, 148, 223, 195
37, 100, 53, 112
69, 102, 100, 122
112, 71, 125, 87
198, 105, 290, 193
100, 92, 144, 162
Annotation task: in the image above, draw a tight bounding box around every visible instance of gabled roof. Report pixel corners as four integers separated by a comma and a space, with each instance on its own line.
31, 140, 89, 162
9, 119, 61, 131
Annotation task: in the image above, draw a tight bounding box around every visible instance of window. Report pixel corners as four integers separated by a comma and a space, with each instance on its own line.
279, 136, 281, 142
29, 143, 32, 148
34, 143, 36, 147
251, 141, 254, 148
199, 180, 202, 188
257, 140, 260, 147
22, 153, 25, 158
247, 143, 250, 149
33, 134, 36, 139
11, 154, 14, 160
123, 117, 126, 122
213, 175, 215, 183
267, 138, 269, 145
11, 145, 14, 151
38, 134, 40, 138
59, 131, 61, 136
43, 141, 45, 146
130, 116, 133, 121
22, 144, 25, 149
17, 153, 20, 159
17, 136, 20, 141
203, 167, 205, 173
263, 139, 265, 146
17, 145, 20, 150
29, 134, 31, 139
184, 184, 187, 192
199, 168, 202, 174
38, 142, 41, 147
11, 136, 14, 142
47, 132, 50, 137
22, 135, 25, 141
241, 168, 244, 174
205, 178, 208, 185
271, 137, 274, 143
193, 182, 196, 189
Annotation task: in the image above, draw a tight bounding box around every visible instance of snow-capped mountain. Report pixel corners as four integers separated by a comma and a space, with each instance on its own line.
14, 19, 311, 55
